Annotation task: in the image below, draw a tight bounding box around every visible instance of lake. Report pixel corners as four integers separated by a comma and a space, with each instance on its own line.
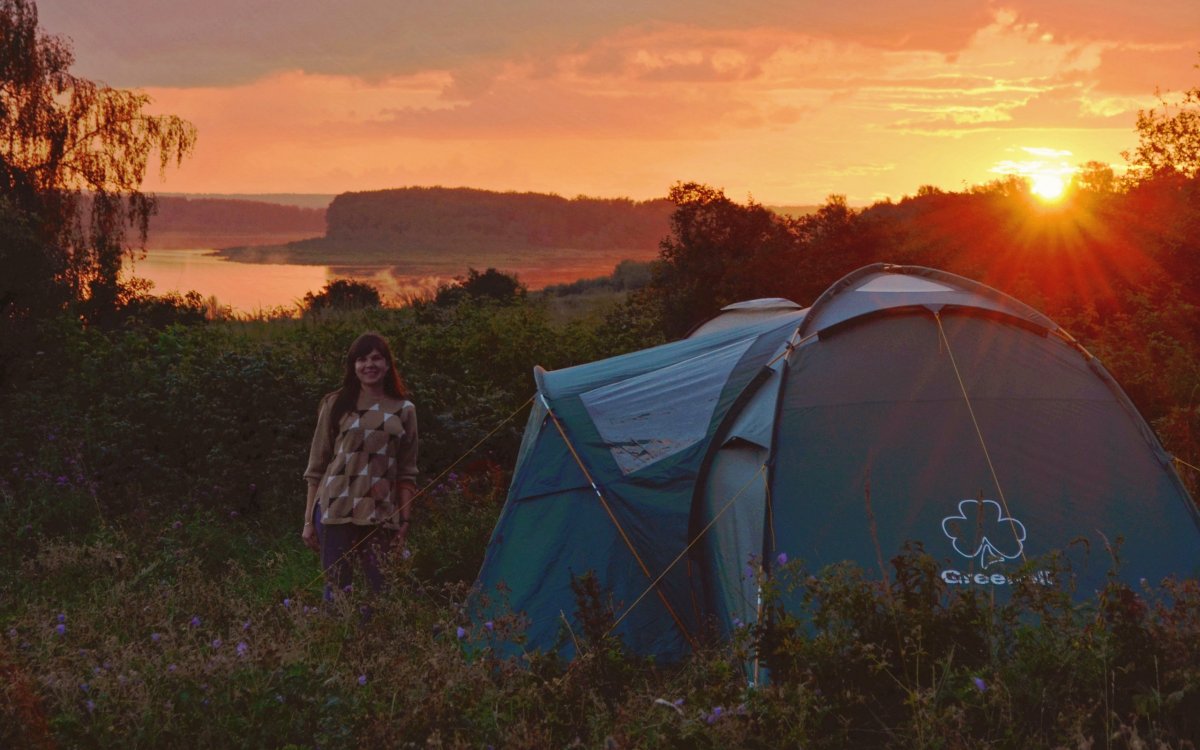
123, 249, 447, 314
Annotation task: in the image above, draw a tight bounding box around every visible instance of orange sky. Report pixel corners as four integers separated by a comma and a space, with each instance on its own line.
42, 1, 1200, 204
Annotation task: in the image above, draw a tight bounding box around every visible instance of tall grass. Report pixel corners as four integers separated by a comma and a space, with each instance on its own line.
3, 302, 1198, 747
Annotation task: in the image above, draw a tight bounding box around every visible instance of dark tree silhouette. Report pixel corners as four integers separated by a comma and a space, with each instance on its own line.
301, 279, 383, 313
433, 267, 526, 306
1, 0, 196, 320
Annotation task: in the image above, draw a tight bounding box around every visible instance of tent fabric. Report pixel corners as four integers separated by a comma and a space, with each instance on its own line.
475, 263, 1200, 662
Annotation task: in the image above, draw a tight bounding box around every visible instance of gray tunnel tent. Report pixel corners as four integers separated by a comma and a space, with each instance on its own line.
474, 264, 1200, 662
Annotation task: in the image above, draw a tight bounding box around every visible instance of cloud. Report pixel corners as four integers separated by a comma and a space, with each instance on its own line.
41, 0, 996, 88
1001, 0, 1200, 46
1092, 46, 1200, 95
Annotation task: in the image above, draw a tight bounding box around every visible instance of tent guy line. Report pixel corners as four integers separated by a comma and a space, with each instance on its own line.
934, 310, 1026, 563
604, 464, 771, 641
542, 394, 700, 650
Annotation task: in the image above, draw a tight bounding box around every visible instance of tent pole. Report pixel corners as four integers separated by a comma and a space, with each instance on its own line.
540, 395, 700, 650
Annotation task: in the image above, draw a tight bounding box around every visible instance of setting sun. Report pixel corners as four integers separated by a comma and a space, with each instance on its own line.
1031, 173, 1068, 202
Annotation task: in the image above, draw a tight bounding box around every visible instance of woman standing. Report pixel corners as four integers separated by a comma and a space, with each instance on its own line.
303, 332, 418, 597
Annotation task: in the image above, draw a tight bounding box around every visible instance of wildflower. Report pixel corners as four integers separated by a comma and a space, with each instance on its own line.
673, 698, 684, 707
57, 613, 66, 623
80, 683, 89, 693
732, 617, 744, 629
55, 624, 66, 636
168, 664, 177, 673
743, 564, 755, 579
211, 638, 222, 650
401, 549, 411, 560
275, 694, 284, 703
56, 475, 68, 486
151, 632, 161, 643
342, 584, 353, 593
6, 628, 16, 639
455, 626, 466, 640
972, 676, 987, 693
229, 510, 240, 519
282, 598, 292, 609
242, 621, 251, 631
172, 521, 182, 530
189, 616, 202, 628
776, 552, 788, 566
483, 621, 494, 632
236, 641, 248, 657
357, 674, 368, 686
85, 699, 95, 713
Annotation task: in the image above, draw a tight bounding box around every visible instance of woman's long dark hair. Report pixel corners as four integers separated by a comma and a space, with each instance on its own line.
328, 332, 410, 444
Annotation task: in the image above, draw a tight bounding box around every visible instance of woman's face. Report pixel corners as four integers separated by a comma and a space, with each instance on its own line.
355, 349, 390, 389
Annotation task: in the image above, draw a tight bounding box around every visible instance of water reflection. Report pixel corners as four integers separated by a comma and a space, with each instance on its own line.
123, 249, 446, 314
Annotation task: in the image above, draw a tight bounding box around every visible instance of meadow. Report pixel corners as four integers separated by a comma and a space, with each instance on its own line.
3, 285, 1199, 748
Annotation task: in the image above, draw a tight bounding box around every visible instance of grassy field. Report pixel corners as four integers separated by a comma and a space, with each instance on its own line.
3, 302, 1198, 747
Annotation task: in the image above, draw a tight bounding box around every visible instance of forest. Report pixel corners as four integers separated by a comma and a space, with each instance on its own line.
3, 0, 1200, 745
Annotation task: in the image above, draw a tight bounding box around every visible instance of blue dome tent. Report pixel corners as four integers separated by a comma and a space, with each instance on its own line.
474, 264, 1200, 662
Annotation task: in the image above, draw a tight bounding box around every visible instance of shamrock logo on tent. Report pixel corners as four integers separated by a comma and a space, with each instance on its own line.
941, 499, 1026, 569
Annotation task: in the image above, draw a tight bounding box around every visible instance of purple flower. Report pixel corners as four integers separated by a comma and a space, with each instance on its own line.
342, 584, 353, 593
743, 564, 755, 579
972, 676, 987, 693
357, 674, 368, 686
85, 699, 95, 713
56, 475, 68, 486
211, 638, 222, 650
167, 664, 177, 673
55, 624, 66, 636
80, 683, 90, 693
275, 694, 284, 703
483, 621, 494, 632
776, 552, 788, 566
229, 510, 239, 519
189, 616, 202, 628
455, 626, 466, 640
401, 549, 411, 560
151, 632, 161, 643
57, 613, 66, 623
673, 698, 684, 707
282, 598, 292, 609
172, 521, 183, 530
236, 641, 248, 657
242, 621, 251, 631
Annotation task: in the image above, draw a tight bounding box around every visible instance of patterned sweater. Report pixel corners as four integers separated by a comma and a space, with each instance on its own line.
304, 391, 419, 529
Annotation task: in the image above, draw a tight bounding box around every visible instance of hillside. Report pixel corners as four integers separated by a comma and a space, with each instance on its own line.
146, 196, 327, 249
216, 187, 674, 271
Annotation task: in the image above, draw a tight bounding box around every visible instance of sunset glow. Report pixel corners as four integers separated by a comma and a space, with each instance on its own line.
38, 1, 1200, 204
1031, 173, 1068, 201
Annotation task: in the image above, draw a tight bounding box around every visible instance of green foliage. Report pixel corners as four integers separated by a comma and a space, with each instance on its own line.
1123, 63, 1200, 179
0, 0, 196, 320
432, 267, 526, 307
542, 259, 654, 297
301, 279, 383, 314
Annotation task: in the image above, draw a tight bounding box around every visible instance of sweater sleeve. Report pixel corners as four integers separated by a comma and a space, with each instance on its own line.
396, 401, 419, 488
304, 393, 338, 485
